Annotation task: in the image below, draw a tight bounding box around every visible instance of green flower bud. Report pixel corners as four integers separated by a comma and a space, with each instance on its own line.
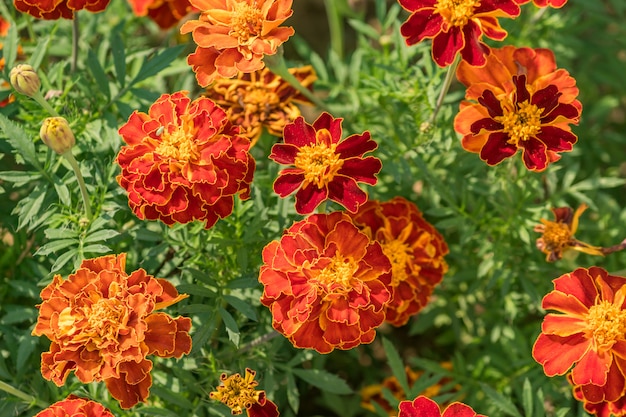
9, 64, 41, 97
40, 117, 76, 155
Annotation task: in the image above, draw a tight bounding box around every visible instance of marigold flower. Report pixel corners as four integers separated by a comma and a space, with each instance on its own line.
454, 46, 581, 171
259, 212, 392, 353
116, 91, 255, 229
210, 368, 279, 417
349, 197, 448, 326
13, 0, 110, 19
398, 0, 520, 67
35, 395, 115, 417
180, 0, 295, 86
127, 0, 196, 29
204, 65, 316, 146
514, 0, 568, 8
0, 16, 9, 36
569, 370, 626, 417
269, 112, 382, 214
532, 267, 626, 389
398, 396, 486, 417
32, 253, 192, 409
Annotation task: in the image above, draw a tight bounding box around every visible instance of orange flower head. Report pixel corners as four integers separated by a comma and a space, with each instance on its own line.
398, 396, 486, 417
180, 0, 295, 86
534, 204, 604, 262
0, 16, 9, 36
127, 0, 197, 29
569, 369, 626, 417
259, 212, 393, 353
454, 46, 581, 171
210, 368, 279, 417
115, 91, 255, 229
533, 267, 626, 391
32, 254, 192, 409
349, 197, 448, 326
205, 65, 316, 146
13, 0, 110, 19
35, 395, 115, 417
514, 0, 568, 8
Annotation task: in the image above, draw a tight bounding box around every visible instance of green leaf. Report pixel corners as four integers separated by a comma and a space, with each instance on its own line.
111, 28, 127, 88
130, 45, 185, 86
219, 307, 240, 347
0, 171, 42, 187
224, 294, 258, 321
286, 372, 300, 413
16, 334, 37, 372
149, 386, 194, 410
292, 369, 352, 395
87, 49, 111, 100
2, 22, 18, 73
348, 18, 381, 40
0, 113, 40, 169
522, 378, 533, 417
191, 314, 216, 353
480, 383, 523, 417
81, 244, 112, 254
382, 337, 410, 395
0, 306, 37, 325
50, 248, 79, 273
30, 35, 52, 70
35, 238, 78, 256
83, 229, 120, 243
53, 178, 71, 206
15, 185, 48, 231
177, 284, 217, 298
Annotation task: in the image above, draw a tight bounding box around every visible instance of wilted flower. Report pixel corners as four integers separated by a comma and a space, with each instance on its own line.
32, 253, 192, 409
259, 212, 392, 353
454, 46, 581, 171
210, 368, 279, 417
13, 0, 110, 19
398, 0, 520, 67
180, 0, 295, 86
349, 197, 448, 326
40, 117, 76, 155
269, 112, 382, 214
35, 395, 115, 417
205, 65, 316, 146
398, 396, 486, 417
127, 0, 196, 29
10, 64, 41, 97
115, 91, 255, 229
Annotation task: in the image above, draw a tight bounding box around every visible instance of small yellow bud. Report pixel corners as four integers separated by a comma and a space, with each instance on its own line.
40, 117, 76, 155
9, 64, 41, 97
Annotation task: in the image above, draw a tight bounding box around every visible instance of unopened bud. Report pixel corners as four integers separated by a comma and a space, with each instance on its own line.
40, 117, 76, 155
10, 64, 41, 97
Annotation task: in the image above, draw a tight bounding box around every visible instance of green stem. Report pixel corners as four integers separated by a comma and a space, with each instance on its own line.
427, 57, 460, 125
32, 90, 60, 117
0, 380, 48, 408
239, 331, 280, 353
71, 13, 79, 73
62, 150, 93, 220
316, 201, 328, 214
324, 0, 344, 60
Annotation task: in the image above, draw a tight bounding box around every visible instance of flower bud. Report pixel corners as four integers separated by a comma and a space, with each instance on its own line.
10, 64, 41, 97
40, 117, 76, 155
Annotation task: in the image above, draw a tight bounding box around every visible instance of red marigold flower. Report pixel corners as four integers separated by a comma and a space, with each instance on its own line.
180, 0, 295, 86
454, 46, 581, 171
127, 0, 197, 29
398, 396, 486, 417
514, 0, 568, 8
35, 395, 115, 417
13, 0, 110, 19
204, 65, 316, 146
532, 267, 626, 389
210, 368, 279, 417
269, 112, 382, 215
349, 197, 448, 326
259, 212, 392, 353
32, 254, 192, 409
569, 369, 626, 417
115, 91, 255, 229
398, 0, 520, 67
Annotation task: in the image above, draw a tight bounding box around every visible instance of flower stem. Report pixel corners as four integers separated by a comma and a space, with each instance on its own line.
0, 380, 48, 408
62, 150, 93, 220
239, 331, 280, 353
32, 90, 60, 117
324, 0, 344, 60
71, 13, 80, 73
427, 57, 460, 125
601, 239, 626, 256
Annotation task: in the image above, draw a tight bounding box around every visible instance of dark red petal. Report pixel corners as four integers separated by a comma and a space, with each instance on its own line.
432, 28, 464, 67
478, 90, 504, 118
339, 157, 382, 184
535, 126, 576, 152
400, 10, 443, 45
514, 75, 530, 104
295, 184, 328, 214
312, 112, 343, 141
283, 116, 317, 147
269, 143, 299, 164
336, 132, 377, 158
273, 170, 305, 197
459, 22, 489, 67
520, 136, 549, 171
479, 132, 517, 165
470, 117, 503, 134
541, 102, 580, 124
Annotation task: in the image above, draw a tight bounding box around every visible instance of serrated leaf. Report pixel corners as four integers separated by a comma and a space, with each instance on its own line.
219, 307, 239, 347
45, 228, 78, 239
50, 248, 79, 273
177, 284, 217, 298
292, 369, 352, 395
81, 244, 112, 254
35, 238, 78, 256
130, 45, 185, 86
481, 383, 523, 417
83, 229, 120, 243
87, 49, 111, 100
224, 294, 257, 321
0, 113, 40, 168
382, 337, 410, 395
0, 171, 42, 187
16, 185, 48, 231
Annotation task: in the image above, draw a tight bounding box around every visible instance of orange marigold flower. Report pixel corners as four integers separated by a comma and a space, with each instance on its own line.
514, 0, 568, 8
210, 368, 279, 417
13, 0, 110, 19
398, 396, 486, 417
115, 91, 255, 229
127, 0, 197, 29
204, 65, 316, 146
269, 112, 382, 215
569, 370, 626, 417
32, 253, 192, 409
454, 46, 581, 171
35, 395, 115, 417
259, 212, 392, 353
532, 267, 626, 389
349, 197, 448, 326
0, 16, 9, 36
398, 0, 520, 67
180, 0, 295, 86
534, 204, 603, 262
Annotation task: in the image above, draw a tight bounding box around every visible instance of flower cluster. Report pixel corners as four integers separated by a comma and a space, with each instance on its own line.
127, 0, 196, 29
35, 396, 115, 417
13, 0, 110, 19
398, 396, 486, 417
210, 368, 279, 417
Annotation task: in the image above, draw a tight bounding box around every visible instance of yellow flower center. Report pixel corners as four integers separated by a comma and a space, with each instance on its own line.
586, 300, 626, 352
316, 254, 358, 290
495, 101, 543, 146
231, 2, 263, 43
210, 371, 262, 415
241, 85, 280, 119
382, 239, 412, 286
154, 115, 199, 162
435, 0, 480, 27
540, 221, 572, 251
293, 129, 344, 189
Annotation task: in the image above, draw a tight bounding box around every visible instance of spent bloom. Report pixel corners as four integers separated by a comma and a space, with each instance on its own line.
398, 396, 486, 417
115, 91, 255, 229
259, 212, 392, 353
34, 395, 115, 417
210, 368, 279, 417
398, 0, 521, 67
454, 46, 581, 171
13, 0, 110, 19
349, 197, 449, 326
32, 253, 192, 409
204, 65, 316, 146
40, 117, 76, 155
269, 112, 382, 215
127, 0, 196, 29
180, 0, 295, 86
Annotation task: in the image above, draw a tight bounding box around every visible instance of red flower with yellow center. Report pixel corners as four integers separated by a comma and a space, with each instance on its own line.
210, 368, 279, 417
35, 395, 115, 417
259, 212, 392, 353
269, 112, 382, 215
204, 65, 316, 146
116, 91, 255, 229
532, 267, 626, 391
569, 369, 626, 417
454, 46, 581, 171
127, 0, 197, 29
180, 0, 295, 86
398, 0, 520, 67
32, 254, 192, 409
398, 396, 486, 417
349, 197, 449, 326
13, 0, 110, 19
